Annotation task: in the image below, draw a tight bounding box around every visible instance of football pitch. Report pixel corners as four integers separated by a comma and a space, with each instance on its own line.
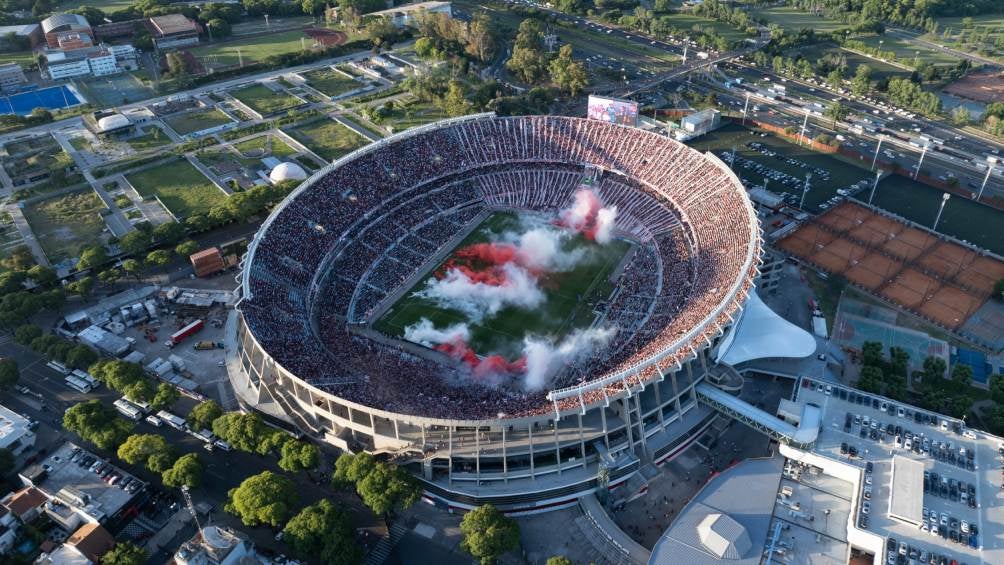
375, 212, 632, 359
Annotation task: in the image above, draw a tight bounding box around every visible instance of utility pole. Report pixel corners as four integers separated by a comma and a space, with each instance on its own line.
682, 45, 688, 64
977, 157, 998, 201
237, 48, 243, 68
933, 192, 950, 231
870, 135, 884, 171
868, 169, 883, 205
741, 92, 750, 126
798, 110, 810, 146
914, 141, 929, 180
799, 173, 812, 209
728, 145, 737, 170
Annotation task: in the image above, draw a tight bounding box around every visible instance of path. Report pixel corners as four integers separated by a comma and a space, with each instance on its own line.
5, 204, 49, 267
82, 169, 134, 238
333, 113, 382, 142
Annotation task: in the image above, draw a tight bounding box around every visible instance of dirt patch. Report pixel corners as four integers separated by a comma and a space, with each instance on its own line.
943, 71, 1004, 103
303, 28, 347, 47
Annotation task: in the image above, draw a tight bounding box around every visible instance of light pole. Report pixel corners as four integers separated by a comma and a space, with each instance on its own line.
742, 92, 750, 125
914, 141, 929, 180
868, 169, 883, 204
871, 135, 884, 171
977, 157, 998, 201
799, 173, 812, 209
933, 192, 950, 231
798, 109, 810, 146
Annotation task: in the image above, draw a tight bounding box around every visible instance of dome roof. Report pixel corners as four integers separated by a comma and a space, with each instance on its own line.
269, 161, 307, 183
697, 513, 752, 559
96, 114, 129, 132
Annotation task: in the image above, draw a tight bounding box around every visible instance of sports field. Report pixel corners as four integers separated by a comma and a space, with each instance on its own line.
0, 51, 35, 69
127, 129, 171, 152
796, 44, 910, 81
164, 108, 233, 136
752, 7, 848, 33
231, 84, 304, 116
854, 35, 960, 67
302, 68, 360, 97
189, 30, 314, 68
376, 212, 632, 359
23, 190, 108, 264
285, 119, 368, 161
126, 160, 226, 218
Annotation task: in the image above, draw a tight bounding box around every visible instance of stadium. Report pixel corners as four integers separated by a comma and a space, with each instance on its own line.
227, 113, 782, 512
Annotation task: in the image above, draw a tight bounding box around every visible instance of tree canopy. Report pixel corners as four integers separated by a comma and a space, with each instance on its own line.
212, 411, 286, 455
101, 541, 147, 565
333, 452, 421, 515
63, 401, 133, 450
460, 504, 521, 565
226, 471, 298, 527
0, 357, 18, 390
278, 439, 320, 472
188, 399, 224, 431
282, 499, 362, 565
162, 453, 203, 488
117, 434, 174, 472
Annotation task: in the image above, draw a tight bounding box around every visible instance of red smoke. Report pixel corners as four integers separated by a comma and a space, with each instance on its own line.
558, 189, 604, 241
435, 338, 526, 377
436, 242, 543, 287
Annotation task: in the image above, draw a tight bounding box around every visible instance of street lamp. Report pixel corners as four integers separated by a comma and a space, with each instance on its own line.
933, 192, 951, 231
914, 141, 929, 180
871, 135, 884, 171
868, 169, 883, 204
977, 156, 998, 201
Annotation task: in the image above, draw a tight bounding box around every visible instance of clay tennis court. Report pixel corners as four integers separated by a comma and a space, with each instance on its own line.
304, 28, 347, 47
943, 71, 1004, 104
777, 201, 1004, 330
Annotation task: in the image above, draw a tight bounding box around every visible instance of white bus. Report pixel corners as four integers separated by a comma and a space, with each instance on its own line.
64, 376, 93, 393
114, 399, 143, 421
156, 410, 187, 431
71, 369, 99, 389
47, 361, 71, 375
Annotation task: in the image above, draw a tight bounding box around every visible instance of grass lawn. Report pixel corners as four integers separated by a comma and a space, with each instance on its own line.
0, 50, 35, 69
752, 6, 848, 33
22, 190, 107, 263
231, 84, 303, 116
375, 212, 631, 359
69, 137, 91, 152
59, 0, 134, 10
127, 129, 172, 152
164, 108, 233, 136
933, 15, 1004, 48
381, 99, 448, 132
654, 13, 749, 42
189, 30, 315, 68
199, 134, 297, 170
796, 44, 910, 81
302, 68, 360, 97
855, 34, 961, 67
285, 119, 368, 161
127, 160, 226, 218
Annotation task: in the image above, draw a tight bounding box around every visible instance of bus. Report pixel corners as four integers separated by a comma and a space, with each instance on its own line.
64, 376, 93, 393
71, 369, 99, 389
113, 399, 143, 421
156, 410, 187, 431
47, 361, 71, 375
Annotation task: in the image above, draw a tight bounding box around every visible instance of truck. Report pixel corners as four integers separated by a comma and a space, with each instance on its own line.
194, 341, 221, 351
169, 320, 204, 347
156, 410, 187, 431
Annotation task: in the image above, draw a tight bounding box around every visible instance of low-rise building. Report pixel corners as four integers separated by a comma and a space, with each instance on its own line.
41, 13, 92, 49
35, 523, 115, 565
44, 46, 117, 80
0, 23, 43, 49
0, 62, 27, 92
1, 487, 47, 523
173, 525, 268, 565
0, 404, 36, 456
369, 1, 452, 28
146, 14, 201, 50
0, 507, 20, 555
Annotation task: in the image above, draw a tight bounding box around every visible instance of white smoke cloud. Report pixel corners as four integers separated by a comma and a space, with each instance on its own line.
415, 262, 545, 323
505, 225, 588, 272
403, 318, 470, 346
564, 189, 596, 230
594, 205, 618, 245
522, 326, 618, 391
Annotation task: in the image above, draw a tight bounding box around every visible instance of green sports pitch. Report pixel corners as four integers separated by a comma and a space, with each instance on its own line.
374, 212, 632, 360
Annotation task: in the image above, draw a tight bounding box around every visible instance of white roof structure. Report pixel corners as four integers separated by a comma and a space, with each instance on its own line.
269, 161, 307, 183
697, 513, 752, 559
889, 455, 924, 526
715, 290, 816, 365
96, 114, 129, 132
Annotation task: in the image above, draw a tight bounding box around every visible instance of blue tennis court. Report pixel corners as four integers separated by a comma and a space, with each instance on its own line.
0, 85, 83, 115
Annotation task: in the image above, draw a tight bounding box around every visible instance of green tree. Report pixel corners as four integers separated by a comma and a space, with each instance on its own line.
0, 358, 18, 390
889, 346, 909, 378
66, 276, 94, 297
122, 259, 142, 281
226, 471, 298, 527
0, 447, 13, 478
212, 412, 286, 455
546, 558, 573, 565
278, 439, 320, 472
151, 382, 180, 411
63, 401, 132, 450
175, 240, 199, 257
951, 106, 970, 126
26, 265, 56, 287
145, 250, 172, 269
824, 101, 849, 128
283, 499, 362, 565
98, 268, 122, 284
333, 452, 421, 515
856, 365, 884, 394
65, 345, 97, 370
188, 400, 224, 431
366, 17, 397, 49
460, 504, 520, 565
549, 44, 588, 96
117, 434, 173, 472
861, 341, 884, 367
441, 81, 472, 117
163, 453, 203, 488
152, 221, 186, 245
851, 64, 872, 96
923, 356, 947, 381
101, 542, 146, 565
13, 324, 41, 346
123, 378, 154, 404
951, 364, 973, 388
119, 231, 152, 256
506, 19, 549, 84
990, 374, 1004, 404
76, 245, 107, 270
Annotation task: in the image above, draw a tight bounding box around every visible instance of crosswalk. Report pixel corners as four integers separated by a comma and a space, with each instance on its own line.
364, 521, 409, 565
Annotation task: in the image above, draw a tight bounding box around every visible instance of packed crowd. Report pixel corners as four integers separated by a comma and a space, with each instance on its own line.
240, 115, 759, 420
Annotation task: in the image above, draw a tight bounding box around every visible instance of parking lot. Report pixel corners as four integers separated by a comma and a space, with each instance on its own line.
799, 378, 1003, 565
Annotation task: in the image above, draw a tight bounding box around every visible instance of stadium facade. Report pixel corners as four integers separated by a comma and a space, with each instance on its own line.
226, 113, 811, 513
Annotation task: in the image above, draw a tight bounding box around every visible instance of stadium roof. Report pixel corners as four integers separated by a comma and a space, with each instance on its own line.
650, 457, 781, 565
715, 290, 816, 366
41, 13, 89, 35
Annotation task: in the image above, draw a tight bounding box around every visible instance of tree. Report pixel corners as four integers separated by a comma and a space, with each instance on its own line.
951, 364, 973, 388
302, 0, 326, 16
66, 276, 94, 297
13, 324, 42, 346
506, 19, 549, 84
464, 12, 497, 63
122, 259, 142, 281
152, 221, 185, 245
76, 246, 107, 271
163, 453, 203, 488
120, 231, 151, 256
212, 412, 285, 455
549, 44, 588, 96
861, 341, 884, 368
151, 382, 180, 411
856, 365, 884, 394
283, 499, 362, 565
98, 268, 122, 284
990, 374, 1004, 404
333, 453, 421, 515
101, 542, 146, 565
278, 439, 320, 472
65, 345, 97, 370
188, 400, 224, 431
145, 250, 172, 269
923, 356, 947, 381
889, 346, 909, 378
460, 504, 520, 565
175, 240, 199, 257
63, 401, 132, 450
205, 18, 231, 39
226, 471, 298, 527
26, 264, 56, 287
117, 434, 173, 471
951, 106, 971, 126
366, 17, 397, 49
851, 64, 872, 96
546, 558, 573, 565
0, 358, 18, 390
824, 102, 849, 128
441, 81, 472, 118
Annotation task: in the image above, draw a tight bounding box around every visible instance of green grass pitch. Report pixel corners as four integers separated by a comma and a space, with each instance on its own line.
375, 212, 632, 360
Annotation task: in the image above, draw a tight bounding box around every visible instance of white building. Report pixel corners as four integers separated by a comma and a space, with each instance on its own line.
675, 109, 722, 141
173, 526, 268, 565
0, 404, 35, 457
369, 1, 452, 28
44, 44, 132, 80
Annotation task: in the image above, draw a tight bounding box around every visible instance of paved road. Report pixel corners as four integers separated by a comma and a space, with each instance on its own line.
886, 27, 1003, 69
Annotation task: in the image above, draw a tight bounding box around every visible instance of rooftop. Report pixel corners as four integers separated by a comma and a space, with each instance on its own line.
149, 14, 199, 36
0, 404, 31, 446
